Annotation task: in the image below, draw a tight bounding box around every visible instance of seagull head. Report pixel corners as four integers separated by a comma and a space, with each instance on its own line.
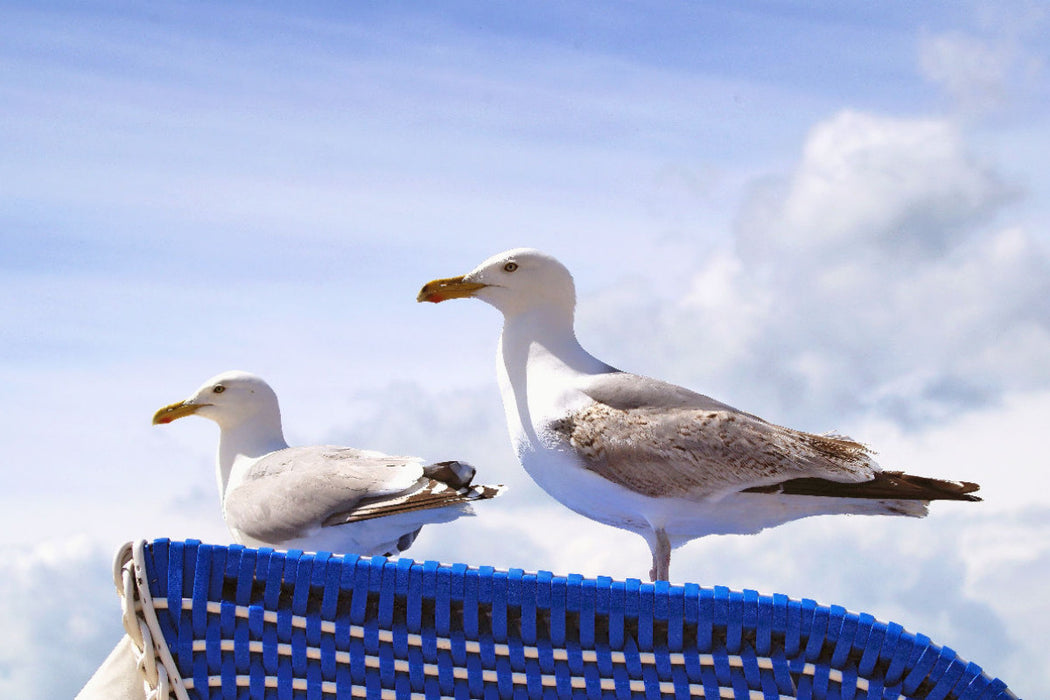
417, 248, 576, 318
152, 370, 281, 430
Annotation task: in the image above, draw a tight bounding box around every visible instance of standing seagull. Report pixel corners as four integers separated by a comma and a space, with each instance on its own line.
153, 371, 503, 557
418, 248, 980, 581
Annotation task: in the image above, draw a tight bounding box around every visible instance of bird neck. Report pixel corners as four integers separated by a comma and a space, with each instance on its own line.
499, 305, 610, 377
497, 305, 614, 450
215, 412, 288, 501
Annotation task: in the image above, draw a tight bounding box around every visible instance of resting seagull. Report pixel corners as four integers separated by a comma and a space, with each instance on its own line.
418, 248, 980, 581
153, 371, 503, 557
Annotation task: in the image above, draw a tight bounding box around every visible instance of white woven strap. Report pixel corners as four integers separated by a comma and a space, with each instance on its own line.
114, 541, 190, 700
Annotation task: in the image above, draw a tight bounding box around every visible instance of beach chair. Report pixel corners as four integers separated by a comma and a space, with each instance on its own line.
105, 538, 1018, 699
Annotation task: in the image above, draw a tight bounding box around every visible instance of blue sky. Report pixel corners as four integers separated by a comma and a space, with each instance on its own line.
2, 2, 1049, 697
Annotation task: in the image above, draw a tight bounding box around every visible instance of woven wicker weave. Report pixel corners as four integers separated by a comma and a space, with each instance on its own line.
117, 539, 1017, 699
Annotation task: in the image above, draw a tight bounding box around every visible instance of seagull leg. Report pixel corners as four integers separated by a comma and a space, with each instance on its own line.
648, 528, 672, 582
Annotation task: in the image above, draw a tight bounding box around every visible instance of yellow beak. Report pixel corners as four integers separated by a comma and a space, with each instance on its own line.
152, 400, 204, 425
416, 276, 487, 303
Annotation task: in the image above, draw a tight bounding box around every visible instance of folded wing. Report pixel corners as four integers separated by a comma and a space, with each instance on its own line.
223, 447, 428, 544
554, 372, 880, 500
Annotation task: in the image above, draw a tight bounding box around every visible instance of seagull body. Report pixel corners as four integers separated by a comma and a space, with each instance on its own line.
418, 248, 980, 581
153, 371, 502, 557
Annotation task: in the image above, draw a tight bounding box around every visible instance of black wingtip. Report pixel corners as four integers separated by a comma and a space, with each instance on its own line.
423, 460, 477, 488
954, 480, 982, 502
744, 471, 983, 502
897, 473, 983, 502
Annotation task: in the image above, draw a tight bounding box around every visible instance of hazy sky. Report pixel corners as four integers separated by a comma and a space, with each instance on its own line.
2, 2, 1048, 697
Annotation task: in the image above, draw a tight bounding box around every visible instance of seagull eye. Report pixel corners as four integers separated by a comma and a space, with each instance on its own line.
503, 262, 518, 272
213, 385, 225, 394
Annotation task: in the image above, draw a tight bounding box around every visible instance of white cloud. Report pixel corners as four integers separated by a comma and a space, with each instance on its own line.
920, 32, 1018, 113
919, 25, 1047, 116
739, 110, 1013, 261
582, 110, 1049, 429
0, 538, 124, 700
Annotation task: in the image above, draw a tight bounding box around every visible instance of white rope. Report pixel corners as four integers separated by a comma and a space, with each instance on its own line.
113, 541, 190, 700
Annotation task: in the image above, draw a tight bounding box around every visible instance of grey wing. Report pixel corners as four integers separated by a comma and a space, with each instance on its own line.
582, 371, 754, 414
224, 446, 425, 544
559, 372, 878, 499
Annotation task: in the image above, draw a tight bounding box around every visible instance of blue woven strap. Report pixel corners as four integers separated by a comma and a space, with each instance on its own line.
142, 539, 1018, 699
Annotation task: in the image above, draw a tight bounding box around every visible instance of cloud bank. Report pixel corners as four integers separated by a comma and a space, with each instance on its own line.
585, 110, 1050, 430
0, 539, 124, 700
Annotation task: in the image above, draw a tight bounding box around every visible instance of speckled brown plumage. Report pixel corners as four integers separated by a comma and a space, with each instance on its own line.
550, 399, 879, 499
543, 369, 882, 499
